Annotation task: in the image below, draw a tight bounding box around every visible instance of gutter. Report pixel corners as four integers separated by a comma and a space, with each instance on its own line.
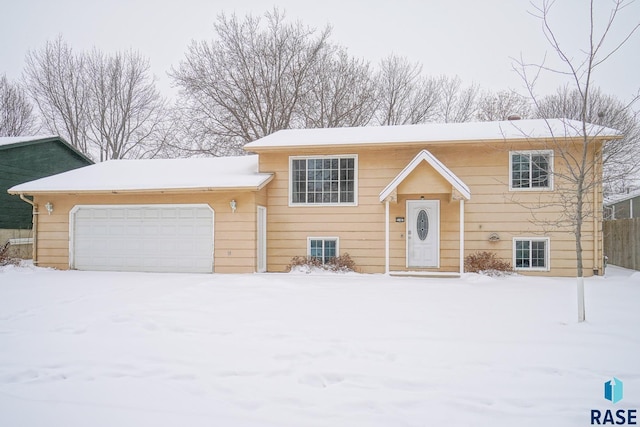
594, 144, 601, 275
18, 194, 38, 265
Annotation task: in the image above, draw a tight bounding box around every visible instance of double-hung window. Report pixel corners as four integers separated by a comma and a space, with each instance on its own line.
308, 237, 338, 264
510, 150, 553, 190
513, 238, 550, 271
290, 156, 357, 205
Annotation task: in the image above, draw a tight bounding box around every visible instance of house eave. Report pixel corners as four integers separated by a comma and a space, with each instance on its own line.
8, 173, 274, 197
244, 134, 620, 154
9, 183, 273, 198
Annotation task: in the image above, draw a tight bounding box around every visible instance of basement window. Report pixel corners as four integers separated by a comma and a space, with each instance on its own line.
307, 237, 339, 264
513, 237, 550, 271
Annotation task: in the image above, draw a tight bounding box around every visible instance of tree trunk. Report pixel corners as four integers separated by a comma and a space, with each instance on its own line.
576, 179, 586, 322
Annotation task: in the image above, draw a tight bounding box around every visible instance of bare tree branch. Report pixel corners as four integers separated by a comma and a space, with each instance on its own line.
22, 36, 170, 160
476, 89, 532, 121
170, 8, 332, 155
0, 74, 38, 136
515, 0, 640, 321
435, 75, 480, 123
374, 54, 441, 125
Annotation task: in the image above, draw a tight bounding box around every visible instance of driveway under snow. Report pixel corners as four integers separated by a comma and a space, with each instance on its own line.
0, 265, 639, 426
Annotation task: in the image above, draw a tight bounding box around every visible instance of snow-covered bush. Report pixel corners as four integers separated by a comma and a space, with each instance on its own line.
288, 253, 357, 273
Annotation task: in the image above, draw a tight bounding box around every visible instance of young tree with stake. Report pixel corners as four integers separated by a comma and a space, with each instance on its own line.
514, 0, 640, 322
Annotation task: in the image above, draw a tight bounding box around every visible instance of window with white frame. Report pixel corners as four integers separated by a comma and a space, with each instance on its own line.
510, 150, 553, 190
308, 237, 338, 264
290, 156, 356, 205
513, 238, 550, 270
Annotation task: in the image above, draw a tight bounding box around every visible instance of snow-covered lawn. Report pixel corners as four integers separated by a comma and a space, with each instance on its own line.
0, 265, 639, 426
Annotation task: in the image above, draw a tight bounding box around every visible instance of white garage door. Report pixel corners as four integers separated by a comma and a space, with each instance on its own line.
71, 204, 214, 273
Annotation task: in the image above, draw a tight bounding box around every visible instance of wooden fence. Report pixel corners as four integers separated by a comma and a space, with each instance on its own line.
604, 218, 640, 271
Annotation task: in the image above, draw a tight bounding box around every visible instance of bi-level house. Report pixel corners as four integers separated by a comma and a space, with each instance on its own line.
9, 119, 620, 276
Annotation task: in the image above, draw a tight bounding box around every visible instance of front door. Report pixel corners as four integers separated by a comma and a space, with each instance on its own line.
407, 200, 440, 268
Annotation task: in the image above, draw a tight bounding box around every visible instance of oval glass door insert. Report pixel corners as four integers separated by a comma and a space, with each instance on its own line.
417, 209, 429, 241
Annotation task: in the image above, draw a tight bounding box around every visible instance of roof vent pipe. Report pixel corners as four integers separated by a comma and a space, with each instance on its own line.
507, 114, 522, 121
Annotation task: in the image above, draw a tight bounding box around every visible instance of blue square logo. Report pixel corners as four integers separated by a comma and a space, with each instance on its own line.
605, 378, 624, 404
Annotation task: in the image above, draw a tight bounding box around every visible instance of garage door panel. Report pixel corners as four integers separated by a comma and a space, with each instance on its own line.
71, 205, 214, 273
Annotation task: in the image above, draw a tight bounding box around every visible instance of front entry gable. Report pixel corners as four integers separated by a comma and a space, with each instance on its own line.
397, 161, 452, 196
379, 149, 471, 202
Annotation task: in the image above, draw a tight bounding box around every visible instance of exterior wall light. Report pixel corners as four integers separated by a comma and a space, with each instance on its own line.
230, 199, 237, 213
44, 202, 54, 215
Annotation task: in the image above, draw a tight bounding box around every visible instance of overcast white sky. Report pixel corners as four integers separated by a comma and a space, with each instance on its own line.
1, 0, 639, 104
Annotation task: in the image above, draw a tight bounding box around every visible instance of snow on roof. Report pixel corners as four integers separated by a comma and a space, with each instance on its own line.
0, 135, 60, 148
604, 188, 640, 206
9, 155, 273, 194
244, 119, 622, 150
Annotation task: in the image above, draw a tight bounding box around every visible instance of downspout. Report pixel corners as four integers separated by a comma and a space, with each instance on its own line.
19, 194, 38, 265
593, 143, 600, 275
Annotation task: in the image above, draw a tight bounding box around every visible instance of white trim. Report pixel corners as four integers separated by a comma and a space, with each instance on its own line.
509, 150, 554, 192
389, 271, 460, 277
257, 206, 267, 273
512, 237, 551, 272
379, 149, 470, 202
307, 236, 340, 264
459, 199, 465, 274
69, 204, 215, 271
385, 199, 390, 274
289, 154, 358, 207
406, 200, 440, 269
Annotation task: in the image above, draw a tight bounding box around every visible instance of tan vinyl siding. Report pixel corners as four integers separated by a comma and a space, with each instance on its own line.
32, 191, 260, 273
26, 136, 604, 277
258, 141, 601, 277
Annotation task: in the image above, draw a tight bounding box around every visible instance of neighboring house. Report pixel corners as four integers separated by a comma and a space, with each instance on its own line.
8, 119, 620, 276
604, 189, 640, 220
1, 136, 93, 258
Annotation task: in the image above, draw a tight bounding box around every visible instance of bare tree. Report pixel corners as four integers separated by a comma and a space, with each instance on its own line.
302, 46, 377, 128
0, 74, 38, 136
536, 86, 640, 195
436, 75, 480, 123
85, 49, 169, 160
171, 9, 331, 155
374, 54, 440, 125
514, 0, 640, 322
23, 36, 170, 160
23, 36, 91, 154
476, 89, 532, 121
